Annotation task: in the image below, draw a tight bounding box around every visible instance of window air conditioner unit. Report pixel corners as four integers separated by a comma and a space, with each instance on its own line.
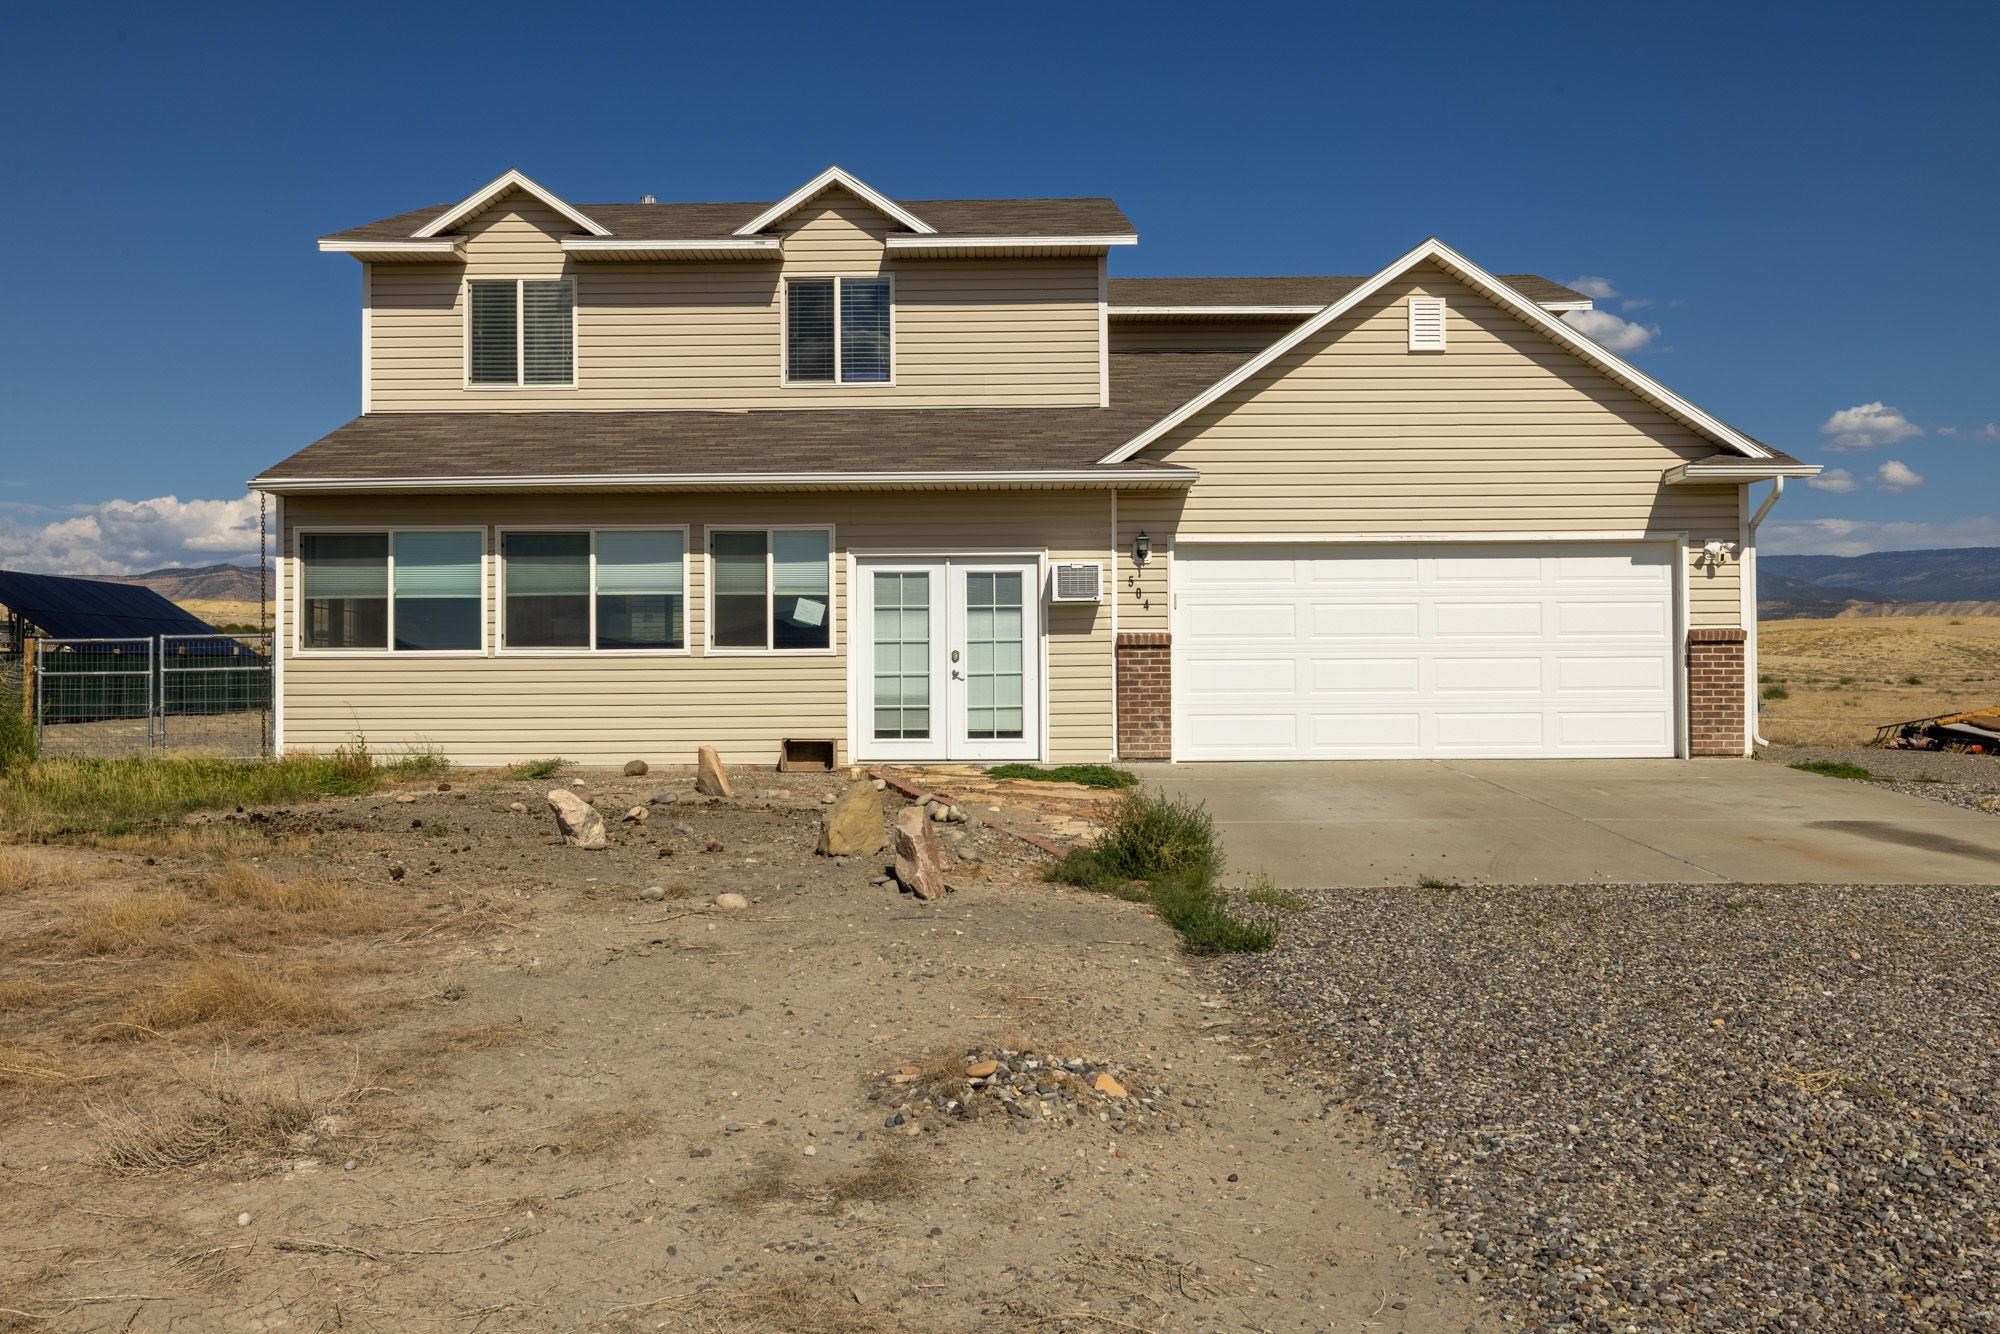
1049, 562, 1103, 604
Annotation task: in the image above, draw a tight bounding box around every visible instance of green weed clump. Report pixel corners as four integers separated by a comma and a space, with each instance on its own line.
0, 743, 450, 837
506, 757, 571, 780
1789, 759, 1875, 782
0, 702, 35, 776
1046, 790, 1274, 954
985, 763, 1138, 789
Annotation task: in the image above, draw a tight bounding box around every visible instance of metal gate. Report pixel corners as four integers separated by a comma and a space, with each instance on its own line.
28, 634, 271, 758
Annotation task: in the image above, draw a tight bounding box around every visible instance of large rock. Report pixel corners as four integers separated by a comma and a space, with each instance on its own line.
695, 745, 734, 798
817, 780, 886, 856
546, 789, 607, 850
624, 758, 649, 777
892, 806, 947, 901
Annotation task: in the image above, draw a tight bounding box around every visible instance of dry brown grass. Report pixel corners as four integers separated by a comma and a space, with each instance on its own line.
692, 1269, 890, 1333
59, 826, 321, 859
722, 1148, 929, 1214
1758, 616, 2000, 746
89, 1060, 369, 1174
0, 846, 84, 894
558, 1109, 659, 1154
62, 889, 197, 955
108, 956, 355, 1038
0, 978, 60, 1013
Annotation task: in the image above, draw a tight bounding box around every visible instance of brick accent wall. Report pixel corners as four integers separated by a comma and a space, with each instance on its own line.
1115, 632, 1172, 760
1688, 627, 1748, 757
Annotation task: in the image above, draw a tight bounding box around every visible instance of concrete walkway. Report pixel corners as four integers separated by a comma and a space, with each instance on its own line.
1133, 758, 2000, 886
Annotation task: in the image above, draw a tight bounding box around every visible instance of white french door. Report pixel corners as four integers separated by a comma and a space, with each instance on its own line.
854, 558, 1040, 762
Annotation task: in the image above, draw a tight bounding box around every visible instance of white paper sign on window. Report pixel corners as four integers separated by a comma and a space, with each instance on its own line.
791, 597, 826, 627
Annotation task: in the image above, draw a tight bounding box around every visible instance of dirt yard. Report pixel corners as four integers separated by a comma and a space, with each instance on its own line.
0, 767, 1478, 1331
1757, 614, 2000, 746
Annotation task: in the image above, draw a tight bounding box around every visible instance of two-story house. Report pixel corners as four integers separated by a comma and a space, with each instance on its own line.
253, 166, 1815, 767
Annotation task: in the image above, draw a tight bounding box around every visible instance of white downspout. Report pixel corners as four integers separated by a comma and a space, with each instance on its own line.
1744, 477, 1785, 748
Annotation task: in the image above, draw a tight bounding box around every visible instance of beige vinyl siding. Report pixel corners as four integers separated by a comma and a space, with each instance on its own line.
1109, 318, 1302, 354
1127, 263, 1747, 628
367, 187, 1102, 411
280, 491, 1112, 767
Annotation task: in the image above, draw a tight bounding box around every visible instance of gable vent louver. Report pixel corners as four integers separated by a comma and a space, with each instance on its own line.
1408, 296, 1447, 351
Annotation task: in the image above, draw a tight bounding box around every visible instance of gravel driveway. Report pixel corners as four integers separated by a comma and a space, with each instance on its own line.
1227, 883, 2000, 1329
1762, 744, 2000, 815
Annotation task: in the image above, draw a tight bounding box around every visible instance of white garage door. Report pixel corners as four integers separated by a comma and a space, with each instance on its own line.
1174, 542, 1677, 760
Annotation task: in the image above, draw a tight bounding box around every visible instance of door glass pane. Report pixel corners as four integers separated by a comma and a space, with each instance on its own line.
962, 569, 1026, 740
872, 571, 932, 740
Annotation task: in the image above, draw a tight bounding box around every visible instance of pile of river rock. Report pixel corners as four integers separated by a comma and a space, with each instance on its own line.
870, 1044, 1178, 1134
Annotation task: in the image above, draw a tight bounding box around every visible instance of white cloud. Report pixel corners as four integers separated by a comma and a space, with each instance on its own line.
1982, 423, 2000, 440
1619, 297, 1654, 311
1561, 307, 1660, 353
0, 494, 262, 577
1819, 401, 1922, 450
1568, 275, 1619, 299
1938, 425, 1958, 436
1806, 467, 1858, 493
1874, 459, 1923, 491
1762, 514, 2000, 556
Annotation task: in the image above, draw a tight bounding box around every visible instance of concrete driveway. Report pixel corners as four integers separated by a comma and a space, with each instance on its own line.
1134, 759, 2000, 886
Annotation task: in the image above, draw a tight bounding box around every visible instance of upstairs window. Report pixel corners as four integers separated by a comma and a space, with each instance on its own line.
469, 278, 574, 387
784, 276, 891, 384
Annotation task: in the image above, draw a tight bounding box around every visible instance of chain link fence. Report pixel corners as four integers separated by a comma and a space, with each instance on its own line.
23, 634, 271, 759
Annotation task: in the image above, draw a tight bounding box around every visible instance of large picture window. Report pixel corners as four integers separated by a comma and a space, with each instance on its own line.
298, 530, 482, 652
469, 278, 574, 387
710, 527, 833, 650
500, 529, 688, 651
784, 277, 891, 384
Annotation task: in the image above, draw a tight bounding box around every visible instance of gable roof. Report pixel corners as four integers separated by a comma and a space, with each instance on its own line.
0, 569, 222, 640
322, 193, 1134, 249
732, 166, 934, 236
251, 351, 1246, 492
1108, 274, 1590, 312
1101, 238, 1779, 464
412, 168, 612, 239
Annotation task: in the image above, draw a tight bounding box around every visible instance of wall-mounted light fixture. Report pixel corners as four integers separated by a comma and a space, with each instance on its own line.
1133, 531, 1151, 566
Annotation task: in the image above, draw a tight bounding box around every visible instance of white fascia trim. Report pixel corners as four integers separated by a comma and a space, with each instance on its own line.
318, 238, 463, 257
1107, 304, 1322, 317
734, 166, 935, 236
1174, 529, 1686, 545
1099, 237, 1777, 465
247, 467, 1201, 494
883, 234, 1137, 251
414, 168, 612, 239
1664, 461, 1821, 483
561, 237, 780, 255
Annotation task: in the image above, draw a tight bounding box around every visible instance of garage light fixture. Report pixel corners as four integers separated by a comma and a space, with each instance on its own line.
1133, 531, 1151, 566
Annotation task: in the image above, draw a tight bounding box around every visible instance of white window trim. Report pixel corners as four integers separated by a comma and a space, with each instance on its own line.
780, 276, 895, 388
292, 525, 489, 657
704, 524, 838, 656
496, 525, 693, 656
464, 277, 578, 391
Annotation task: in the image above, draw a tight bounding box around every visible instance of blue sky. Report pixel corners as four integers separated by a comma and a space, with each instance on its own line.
1, 0, 1992, 571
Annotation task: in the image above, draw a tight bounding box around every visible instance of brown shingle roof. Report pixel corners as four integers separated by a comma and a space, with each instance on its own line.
324, 196, 1135, 245
1108, 274, 1589, 307
255, 351, 1249, 484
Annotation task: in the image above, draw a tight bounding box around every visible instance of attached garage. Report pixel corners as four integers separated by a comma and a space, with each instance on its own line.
1172, 541, 1679, 760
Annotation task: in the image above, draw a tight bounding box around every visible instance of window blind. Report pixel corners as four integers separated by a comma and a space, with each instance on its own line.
504, 533, 589, 596
469, 281, 519, 384
839, 278, 891, 383
392, 531, 481, 598
523, 280, 574, 385
712, 532, 770, 595
786, 278, 836, 382
595, 531, 683, 595
773, 530, 830, 595
300, 533, 388, 599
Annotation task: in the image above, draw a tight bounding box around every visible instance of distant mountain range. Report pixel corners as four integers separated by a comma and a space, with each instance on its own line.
109, 563, 266, 605
1761, 548, 2000, 619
